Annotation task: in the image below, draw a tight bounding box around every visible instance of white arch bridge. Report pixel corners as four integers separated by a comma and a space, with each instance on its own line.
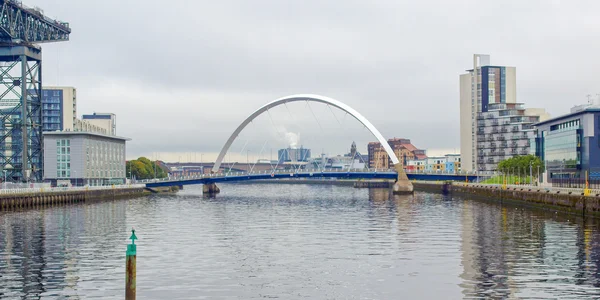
147, 95, 471, 193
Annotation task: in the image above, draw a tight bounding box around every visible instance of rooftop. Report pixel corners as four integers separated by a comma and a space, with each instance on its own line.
43, 131, 131, 141
536, 108, 600, 127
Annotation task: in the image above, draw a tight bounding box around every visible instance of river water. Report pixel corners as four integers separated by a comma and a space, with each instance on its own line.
2, 184, 600, 299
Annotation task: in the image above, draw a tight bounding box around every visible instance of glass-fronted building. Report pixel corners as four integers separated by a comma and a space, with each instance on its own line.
533, 108, 600, 182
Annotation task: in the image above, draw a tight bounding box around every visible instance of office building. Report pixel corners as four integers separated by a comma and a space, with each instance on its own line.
532, 108, 600, 182
278, 146, 311, 164
367, 138, 427, 169
43, 131, 130, 186
460, 54, 548, 172
82, 113, 117, 135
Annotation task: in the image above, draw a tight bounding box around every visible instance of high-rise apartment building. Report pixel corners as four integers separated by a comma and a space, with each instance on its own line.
41, 86, 77, 132
460, 54, 548, 172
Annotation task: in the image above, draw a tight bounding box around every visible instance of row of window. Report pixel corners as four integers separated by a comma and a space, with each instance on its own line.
550, 119, 580, 132
56, 139, 71, 178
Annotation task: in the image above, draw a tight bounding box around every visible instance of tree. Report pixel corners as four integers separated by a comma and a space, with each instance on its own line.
126, 157, 168, 180
497, 155, 544, 179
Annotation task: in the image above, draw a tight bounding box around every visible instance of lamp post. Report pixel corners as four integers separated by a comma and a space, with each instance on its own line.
73, 170, 77, 187
529, 161, 533, 187
3, 170, 6, 189
246, 150, 250, 172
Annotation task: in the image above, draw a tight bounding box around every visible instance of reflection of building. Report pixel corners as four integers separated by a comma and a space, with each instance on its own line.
367, 138, 426, 169
532, 107, 600, 181
43, 131, 130, 186
460, 54, 548, 172
278, 146, 311, 164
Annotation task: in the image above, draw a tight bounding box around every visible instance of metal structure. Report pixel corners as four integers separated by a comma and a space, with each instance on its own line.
144, 168, 485, 189
212, 94, 400, 173
0, 0, 70, 182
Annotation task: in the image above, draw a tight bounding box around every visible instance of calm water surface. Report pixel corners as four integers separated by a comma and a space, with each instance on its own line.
2, 184, 600, 299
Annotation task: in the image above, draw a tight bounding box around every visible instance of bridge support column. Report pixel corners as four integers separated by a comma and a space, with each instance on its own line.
203, 183, 220, 195
392, 164, 414, 194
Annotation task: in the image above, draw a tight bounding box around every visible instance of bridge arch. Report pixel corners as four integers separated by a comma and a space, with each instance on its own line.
213, 94, 399, 173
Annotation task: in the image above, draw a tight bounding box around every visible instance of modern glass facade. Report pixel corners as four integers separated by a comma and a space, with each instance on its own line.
534, 109, 600, 182
543, 128, 581, 178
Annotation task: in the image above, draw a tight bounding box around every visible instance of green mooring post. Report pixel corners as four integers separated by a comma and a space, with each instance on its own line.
126, 228, 137, 300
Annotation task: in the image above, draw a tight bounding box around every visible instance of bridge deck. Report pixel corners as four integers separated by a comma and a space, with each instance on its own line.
144, 171, 482, 188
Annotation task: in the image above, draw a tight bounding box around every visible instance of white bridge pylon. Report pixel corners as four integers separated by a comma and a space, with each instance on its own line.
212, 94, 400, 173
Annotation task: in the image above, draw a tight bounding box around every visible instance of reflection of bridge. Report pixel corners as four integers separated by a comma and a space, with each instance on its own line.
144, 168, 484, 190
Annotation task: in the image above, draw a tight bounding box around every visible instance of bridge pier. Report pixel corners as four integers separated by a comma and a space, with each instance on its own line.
392, 164, 414, 194
203, 183, 220, 195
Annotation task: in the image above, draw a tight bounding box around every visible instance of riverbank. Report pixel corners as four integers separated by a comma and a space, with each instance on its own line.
414, 181, 600, 217
0, 185, 178, 211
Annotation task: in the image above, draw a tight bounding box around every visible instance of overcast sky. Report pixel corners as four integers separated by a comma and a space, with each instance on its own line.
25, 0, 600, 162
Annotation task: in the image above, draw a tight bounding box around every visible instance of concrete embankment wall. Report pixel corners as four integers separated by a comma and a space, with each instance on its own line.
0, 186, 176, 211
414, 181, 600, 217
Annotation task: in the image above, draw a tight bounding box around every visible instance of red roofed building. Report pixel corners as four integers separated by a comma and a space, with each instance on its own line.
367, 138, 427, 169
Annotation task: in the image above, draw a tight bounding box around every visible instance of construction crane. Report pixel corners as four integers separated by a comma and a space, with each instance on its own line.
0, 0, 71, 182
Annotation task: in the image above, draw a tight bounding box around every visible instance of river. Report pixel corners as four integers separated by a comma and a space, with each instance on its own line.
1, 183, 600, 299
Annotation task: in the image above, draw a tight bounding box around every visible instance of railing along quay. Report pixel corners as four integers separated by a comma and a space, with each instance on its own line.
140, 168, 494, 184
0, 184, 145, 195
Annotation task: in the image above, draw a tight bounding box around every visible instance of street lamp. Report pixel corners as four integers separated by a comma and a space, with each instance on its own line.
73, 170, 77, 187
3, 170, 6, 189
529, 161, 533, 187
246, 150, 251, 173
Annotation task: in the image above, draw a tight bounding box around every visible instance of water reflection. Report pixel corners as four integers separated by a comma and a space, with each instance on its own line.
1, 201, 128, 298
1, 185, 600, 298
457, 197, 600, 298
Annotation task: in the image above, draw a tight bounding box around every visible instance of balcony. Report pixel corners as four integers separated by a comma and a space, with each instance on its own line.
500, 142, 508, 148
497, 136, 506, 141
521, 124, 534, 130
492, 128, 499, 134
